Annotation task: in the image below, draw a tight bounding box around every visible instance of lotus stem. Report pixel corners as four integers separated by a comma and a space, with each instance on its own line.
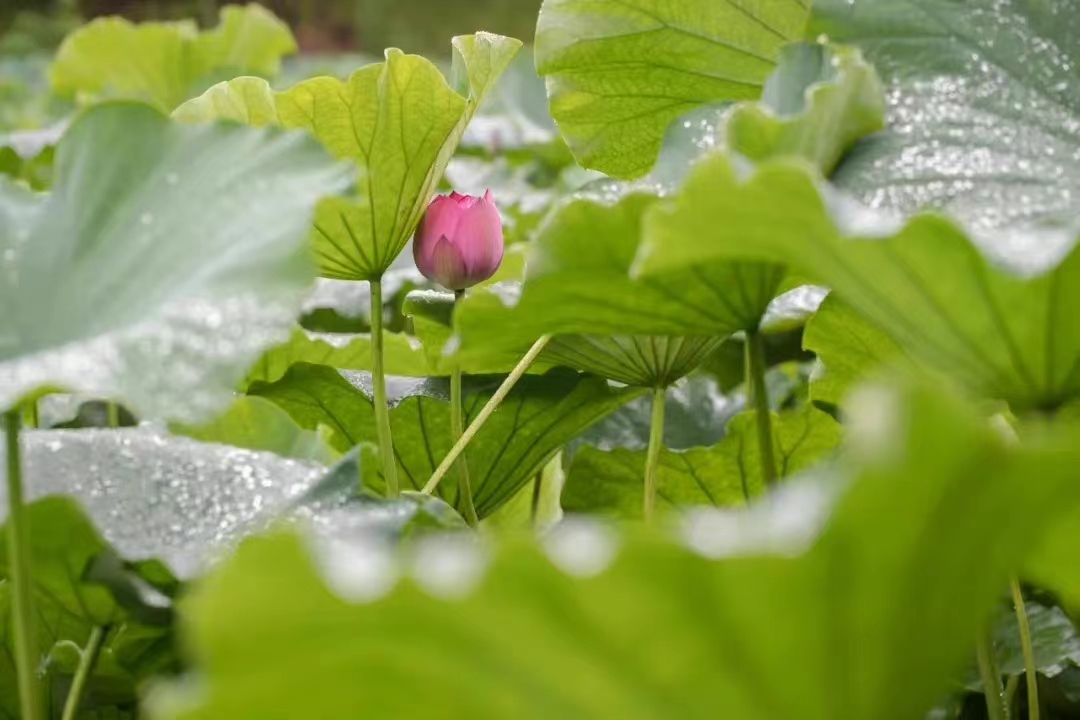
976, 621, 1010, 720
423, 334, 552, 497
61, 625, 109, 720
370, 279, 400, 497
745, 329, 777, 486
1011, 578, 1040, 720
451, 289, 478, 527
5, 411, 42, 720
643, 385, 666, 523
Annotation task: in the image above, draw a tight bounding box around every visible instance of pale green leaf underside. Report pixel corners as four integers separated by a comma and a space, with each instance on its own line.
535, 0, 811, 178
803, 294, 912, 408
49, 4, 296, 112
171, 395, 339, 465
149, 384, 1080, 720
249, 364, 643, 517
637, 156, 1080, 411
176, 33, 522, 280
564, 406, 841, 518
0, 102, 350, 421
542, 335, 722, 387
812, 0, 1080, 236
726, 42, 886, 176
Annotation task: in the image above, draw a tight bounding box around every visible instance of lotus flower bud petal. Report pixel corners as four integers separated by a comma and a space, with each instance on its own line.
414, 189, 504, 291
429, 236, 469, 290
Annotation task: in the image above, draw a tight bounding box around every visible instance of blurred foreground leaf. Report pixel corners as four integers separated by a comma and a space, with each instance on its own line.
149, 382, 1080, 719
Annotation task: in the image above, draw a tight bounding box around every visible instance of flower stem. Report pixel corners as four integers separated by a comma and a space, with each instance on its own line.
745, 329, 777, 485
106, 402, 119, 428
61, 625, 108, 720
1011, 578, 1040, 720
976, 621, 1010, 720
370, 279, 399, 497
423, 334, 551, 496
451, 290, 478, 527
643, 385, 666, 523
5, 411, 42, 720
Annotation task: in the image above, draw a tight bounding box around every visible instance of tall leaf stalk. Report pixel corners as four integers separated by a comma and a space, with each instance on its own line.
424, 334, 552, 496
642, 386, 666, 522
5, 411, 42, 720
745, 329, 777, 485
61, 625, 109, 720
976, 622, 1010, 720
1011, 578, 1040, 720
370, 279, 400, 497
451, 289, 479, 526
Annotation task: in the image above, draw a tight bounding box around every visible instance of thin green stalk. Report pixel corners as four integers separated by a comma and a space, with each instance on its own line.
451, 290, 478, 527
61, 625, 109, 720
22, 400, 37, 429
530, 471, 543, 526
745, 329, 777, 485
370, 279, 399, 497
1011, 578, 1040, 720
423, 334, 552, 496
1005, 674, 1021, 709
643, 386, 666, 523
976, 621, 1010, 720
106, 402, 120, 428
5, 411, 42, 720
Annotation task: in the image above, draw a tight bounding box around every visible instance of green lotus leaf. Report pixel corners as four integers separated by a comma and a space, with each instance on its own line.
452, 40, 886, 377
564, 406, 841, 518
0, 102, 350, 421
175, 33, 522, 280
249, 363, 644, 518
726, 42, 886, 176
637, 155, 1080, 412
146, 382, 1080, 720
0, 497, 178, 718
171, 396, 339, 465
50, 4, 296, 111
811, 0, 1080, 235
2, 427, 327, 577
244, 328, 431, 386
803, 294, 912, 409
534, 0, 810, 178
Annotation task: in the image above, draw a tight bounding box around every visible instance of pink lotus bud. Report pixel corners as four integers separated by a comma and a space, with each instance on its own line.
413, 190, 504, 291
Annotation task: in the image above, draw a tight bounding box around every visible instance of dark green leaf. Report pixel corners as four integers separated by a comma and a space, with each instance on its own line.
564, 406, 841, 518
0, 498, 175, 718
250, 363, 645, 517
